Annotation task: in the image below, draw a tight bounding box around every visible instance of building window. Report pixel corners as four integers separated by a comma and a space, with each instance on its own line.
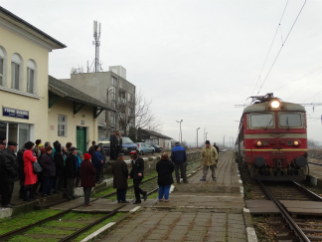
27, 59, 37, 94
0, 46, 7, 86
112, 77, 117, 86
58, 115, 67, 137
110, 112, 116, 128
11, 53, 23, 90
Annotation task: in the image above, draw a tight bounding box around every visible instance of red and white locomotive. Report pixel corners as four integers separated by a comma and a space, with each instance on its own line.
236, 93, 308, 181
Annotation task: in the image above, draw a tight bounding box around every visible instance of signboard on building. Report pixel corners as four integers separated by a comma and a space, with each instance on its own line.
2, 107, 29, 120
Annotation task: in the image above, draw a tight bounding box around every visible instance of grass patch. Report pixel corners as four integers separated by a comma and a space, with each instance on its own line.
0, 210, 61, 235
147, 192, 159, 199
42, 220, 86, 229
26, 227, 73, 235
92, 186, 115, 198
8, 235, 60, 242
61, 212, 105, 221
71, 213, 124, 242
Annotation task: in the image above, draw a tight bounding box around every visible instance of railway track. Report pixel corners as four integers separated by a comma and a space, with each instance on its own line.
0, 185, 159, 241
308, 161, 322, 167
258, 180, 322, 242
0, 161, 202, 241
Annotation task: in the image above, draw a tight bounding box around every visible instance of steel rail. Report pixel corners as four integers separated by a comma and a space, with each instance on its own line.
60, 187, 160, 241
59, 204, 127, 242
293, 181, 322, 201
0, 177, 158, 241
0, 162, 202, 241
308, 161, 322, 167
257, 180, 311, 242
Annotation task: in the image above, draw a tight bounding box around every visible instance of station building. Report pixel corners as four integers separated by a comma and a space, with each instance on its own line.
0, 7, 109, 152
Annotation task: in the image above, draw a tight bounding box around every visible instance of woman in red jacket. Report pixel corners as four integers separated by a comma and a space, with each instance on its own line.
23, 141, 38, 201
80, 153, 96, 206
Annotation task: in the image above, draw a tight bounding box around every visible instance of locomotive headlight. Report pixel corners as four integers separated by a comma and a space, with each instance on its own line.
271, 100, 280, 108
294, 140, 299, 146
257, 141, 262, 147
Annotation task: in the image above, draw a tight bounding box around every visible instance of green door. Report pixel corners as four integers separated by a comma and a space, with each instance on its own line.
76, 127, 87, 154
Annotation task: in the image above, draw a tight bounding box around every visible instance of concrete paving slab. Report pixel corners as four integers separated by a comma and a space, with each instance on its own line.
97, 152, 251, 242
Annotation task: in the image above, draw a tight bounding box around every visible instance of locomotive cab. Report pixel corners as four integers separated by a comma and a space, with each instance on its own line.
237, 94, 308, 181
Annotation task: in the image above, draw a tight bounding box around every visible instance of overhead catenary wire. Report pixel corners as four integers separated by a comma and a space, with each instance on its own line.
272, 66, 322, 91
251, 0, 289, 95
257, 0, 307, 95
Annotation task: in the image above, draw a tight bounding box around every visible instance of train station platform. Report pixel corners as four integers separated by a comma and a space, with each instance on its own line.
100, 151, 256, 242
307, 158, 322, 188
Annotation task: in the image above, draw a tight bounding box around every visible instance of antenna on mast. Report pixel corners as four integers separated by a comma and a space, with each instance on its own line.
93, 20, 101, 73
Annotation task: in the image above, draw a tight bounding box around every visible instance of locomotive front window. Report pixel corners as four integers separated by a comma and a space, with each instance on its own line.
249, 113, 274, 129
279, 113, 302, 128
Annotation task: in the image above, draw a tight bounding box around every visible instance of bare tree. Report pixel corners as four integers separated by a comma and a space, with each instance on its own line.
118, 89, 162, 136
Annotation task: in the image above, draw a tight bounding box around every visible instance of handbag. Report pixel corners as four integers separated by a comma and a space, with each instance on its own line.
33, 161, 43, 174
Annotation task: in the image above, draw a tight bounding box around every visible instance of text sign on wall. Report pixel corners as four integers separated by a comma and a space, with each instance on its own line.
2, 107, 29, 120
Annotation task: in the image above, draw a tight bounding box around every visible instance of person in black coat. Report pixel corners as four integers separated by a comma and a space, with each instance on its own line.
110, 131, 122, 161
40, 146, 56, 196
213, 142, 220, 165
1, 141, 19, 208
81, 153, 96, 206
112, 153, 128, 203
17, 147, 26, 199
64, 147, 78, 200
156, 153, 175, 202
54, 142, 64, 192
128, 151, 147, 204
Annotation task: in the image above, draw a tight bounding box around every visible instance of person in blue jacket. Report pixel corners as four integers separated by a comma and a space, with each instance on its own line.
92, 145, 104, 184
171, 142, 188, 184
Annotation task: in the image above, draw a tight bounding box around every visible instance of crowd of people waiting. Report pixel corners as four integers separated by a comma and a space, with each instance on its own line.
0, 138, 106, 208
0, 131, 220, 208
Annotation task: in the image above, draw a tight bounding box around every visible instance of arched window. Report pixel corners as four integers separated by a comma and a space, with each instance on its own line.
27, 59, 37, 94
11, 53, 23, 90
0, 46, 7, 86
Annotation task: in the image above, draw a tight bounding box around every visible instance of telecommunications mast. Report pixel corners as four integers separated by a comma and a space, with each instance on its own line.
93, 21, 101, 73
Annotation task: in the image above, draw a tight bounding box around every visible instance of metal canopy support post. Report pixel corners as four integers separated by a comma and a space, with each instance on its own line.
48, 93, 59, 108
73, 102, 85, 114
94, 107, 104, 119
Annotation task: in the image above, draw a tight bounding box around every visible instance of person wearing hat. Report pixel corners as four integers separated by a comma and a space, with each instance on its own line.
112, 153, 128, 203
0, 141, 18, 208
200, 140, 219, 181
64, 147, 78, 200
128, 151, 147, 204
39, 146, 56, 196
81, 153, 96, 206
171, 142, 188, 184
0, 141, 19, 207
0, 139, 6, 201
110, 131, 122, 161
92, 145, 104, 184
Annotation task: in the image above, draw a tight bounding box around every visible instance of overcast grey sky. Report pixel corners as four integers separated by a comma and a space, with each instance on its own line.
2, 0, 322, 145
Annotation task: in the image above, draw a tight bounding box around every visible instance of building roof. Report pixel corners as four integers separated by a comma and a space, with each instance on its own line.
243, 101, 306, 114
48, 75, 115, 111
141, 129, 172, 140
0, 7, 66, 49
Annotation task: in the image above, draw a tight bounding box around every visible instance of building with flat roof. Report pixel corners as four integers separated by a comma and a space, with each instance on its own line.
61, 66, 136, 139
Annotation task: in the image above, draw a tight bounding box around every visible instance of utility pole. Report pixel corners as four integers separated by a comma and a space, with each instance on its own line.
197, 127, 200, 148
93, 21, 101, 73
176, 119, 183, 143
